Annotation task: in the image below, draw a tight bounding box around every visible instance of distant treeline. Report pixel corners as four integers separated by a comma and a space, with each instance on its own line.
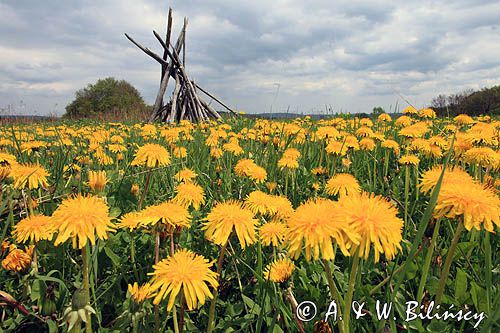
431, 85, 500, 117
0, 115, 59, 125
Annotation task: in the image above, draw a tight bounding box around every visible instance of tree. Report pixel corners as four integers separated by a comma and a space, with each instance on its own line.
372, 106, 385, 116
65, 77, 148, 118
431, 85, 500, 117
431, 94, 447, 109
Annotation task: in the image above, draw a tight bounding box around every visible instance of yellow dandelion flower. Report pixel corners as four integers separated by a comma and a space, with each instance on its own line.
356, 126, 375, 138
325, 173, 361, 197
173, 146, 188, 159
0, 152, 17, 180
463, 147, 497, 167
266, 182, 277, 193
342, 158, 352, 168
94, 147, 114, 166
117, 212, 147, 231
51, 195, 115, 249
245, 191, 276, 215
13, 214, 55, 243
172, 182, 205, 210
402, 106, 418, 114
264, 257, 295, 283
149, 249, 219, 311
110, 135, 124, 144
398, 122, 429, 138
0, 152, 17, 166
131, 184, 140, 196
88, 170, 107, 193
311, 167, 328, 176
467, 122, 497, 145
381, 139, 400, 155
454, 114, 474, 125
222, 141, 244, 155
2, 245, 34, 272
274, 196, 294, 221
286, 198, 360, 261
359, 118, 373, 127
246, 164, 267, 183
175, 168, 197, 183
203, 200, 258, 249
210, 147, 224, 159
344, 135, 360, 150
409, 138, 432, 155
395, 115, 413, 127
428, 145, 443, 159
20, 141, 45, 155
140, 124, 157, 137
9, 163, 50, 189
399, 155, 420, 166
418, 108, 436, 118
108, 144, 127, 153
454, 134, 473, 155
205, 134, 219, 147
141, 201, 191, 229
419, 166, 472, 194
325, 140, 348, 156
131, 144, 171, 168
434, 182, 499, 232
128, 282, 156, 304
234, 159, 255, 177
259, 222, 287, 247
278, 157, 299, 170
234, 159, 267, 182
315, 126, 340, 140
336, 192, 403, 262
359, 138, 376, 151
377, 113, 392, 122
283, 148, 301, 160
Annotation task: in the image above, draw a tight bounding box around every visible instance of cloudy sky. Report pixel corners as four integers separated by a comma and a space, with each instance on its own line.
1, 0, 499, 116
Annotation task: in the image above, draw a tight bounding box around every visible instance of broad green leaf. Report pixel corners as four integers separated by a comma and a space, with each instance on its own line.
104, 246, 121, 267
454, 268, 468, 303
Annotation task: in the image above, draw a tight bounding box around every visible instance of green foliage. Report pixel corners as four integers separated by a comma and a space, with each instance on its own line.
0, 116, 498, 332
372, 106, 385, 116
64, 77, 148, 118
431, 85, 500, 117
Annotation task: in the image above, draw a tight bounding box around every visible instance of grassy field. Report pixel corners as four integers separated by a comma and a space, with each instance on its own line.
0, 109, 498, 332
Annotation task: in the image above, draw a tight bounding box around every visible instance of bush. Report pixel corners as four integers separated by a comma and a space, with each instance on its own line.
65, 77, 149, 119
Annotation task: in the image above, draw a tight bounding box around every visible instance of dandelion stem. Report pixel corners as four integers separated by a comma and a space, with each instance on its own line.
170, 231, 182, 333
207, 240, 228, 333
384, 151, 389, 178
367, 245, 424, 298
344, 249, 360, 333
435, 220, 464, 305
82, 245, 92, 333
129, 231, 139, 281
484, 231, 492, 325
322, 259, 345, 333
284, 287, 305, 333
138, 167, 152, 210
417, 218, 442, 303
178, 294, 186, 333
404, 165, 410, 230
154, 228, 160, 333
172, 304, 179, 333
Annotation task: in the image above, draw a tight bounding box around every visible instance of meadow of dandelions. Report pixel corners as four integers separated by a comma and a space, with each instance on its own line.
0, 108, 499, 332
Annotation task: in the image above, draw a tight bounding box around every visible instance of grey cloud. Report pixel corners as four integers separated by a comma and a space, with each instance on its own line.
0, 0, 499, 115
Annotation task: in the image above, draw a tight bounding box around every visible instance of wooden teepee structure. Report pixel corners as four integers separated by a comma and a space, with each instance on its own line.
125, 8, 237, 123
